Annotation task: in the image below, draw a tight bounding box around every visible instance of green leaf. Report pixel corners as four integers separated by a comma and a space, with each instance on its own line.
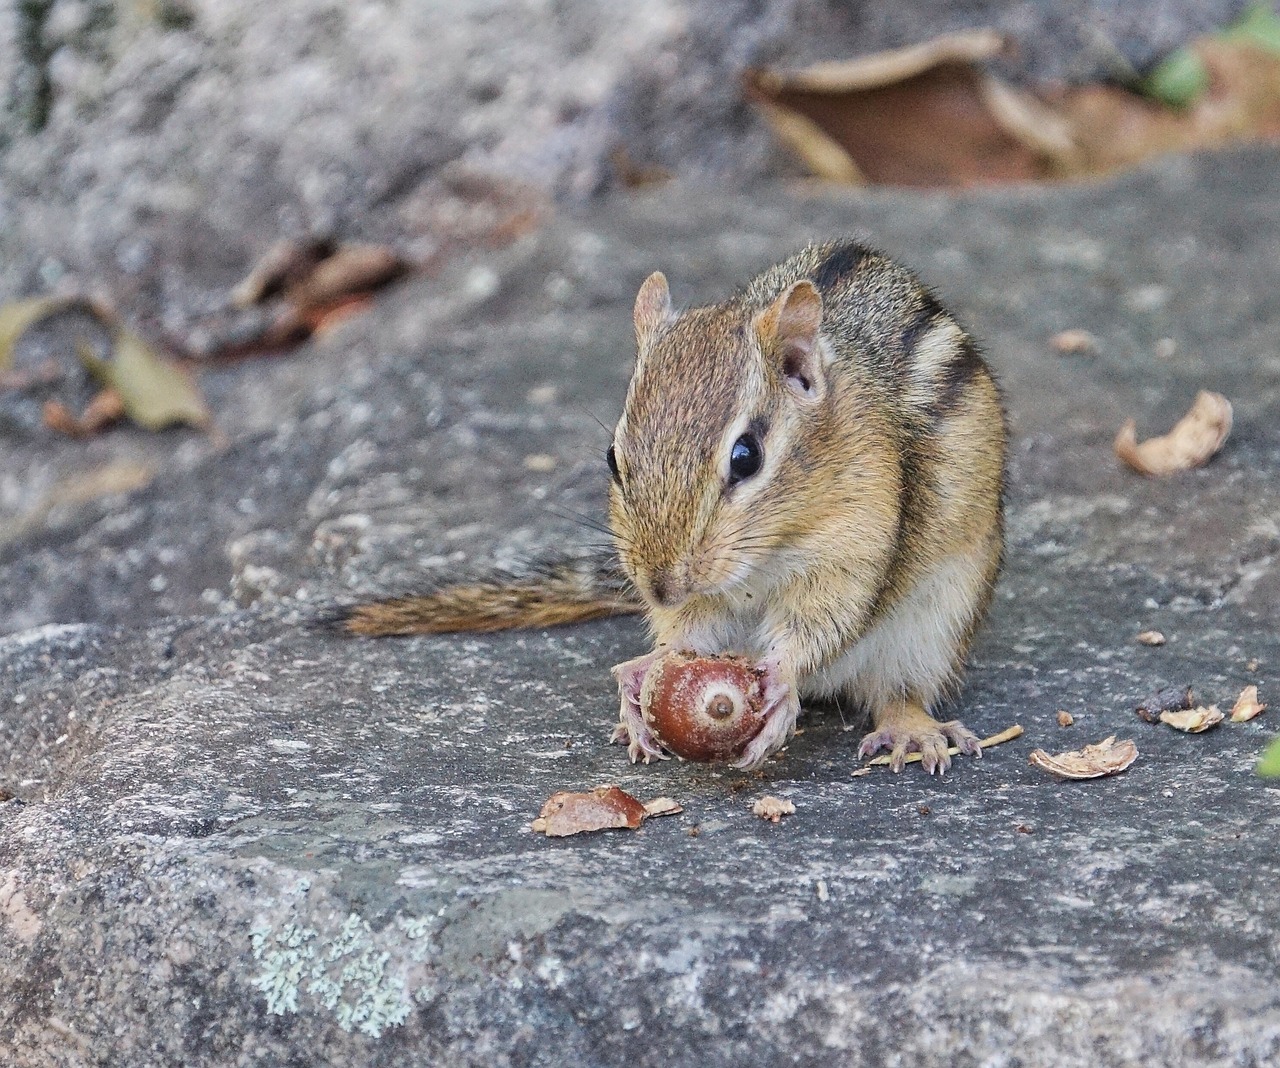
79, 328, 210, 430
0, 296, 70, 374
1223, 3, 1280, 55
1141, 47, 1210, 108
1258, 735, 1280, 778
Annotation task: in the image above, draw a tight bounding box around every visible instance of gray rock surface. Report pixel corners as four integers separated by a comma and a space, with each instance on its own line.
3, 145, 1280, 1064
0, 0, 1249, 327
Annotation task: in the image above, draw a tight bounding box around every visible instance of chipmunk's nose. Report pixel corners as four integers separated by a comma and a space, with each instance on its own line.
648, 569, 686, 608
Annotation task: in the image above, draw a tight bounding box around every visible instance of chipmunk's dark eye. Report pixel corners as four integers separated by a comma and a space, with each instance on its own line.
606, 444, 621, 483
728, 434, 763, 485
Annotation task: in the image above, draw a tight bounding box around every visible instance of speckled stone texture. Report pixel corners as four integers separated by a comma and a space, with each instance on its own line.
0, 0, 1248, 321
3, 146, 1280, 1065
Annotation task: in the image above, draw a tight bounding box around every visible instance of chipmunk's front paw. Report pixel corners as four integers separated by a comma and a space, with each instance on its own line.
609, 717, 669, 763
611, 651, 669, 763
858, 700, 981, 774
729, 660, 796, 770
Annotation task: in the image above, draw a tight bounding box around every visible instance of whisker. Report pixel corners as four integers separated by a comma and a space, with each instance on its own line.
574, 405, 617, 442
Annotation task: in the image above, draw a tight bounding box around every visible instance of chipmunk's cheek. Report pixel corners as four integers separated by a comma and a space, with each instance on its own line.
696, 547, 756, 598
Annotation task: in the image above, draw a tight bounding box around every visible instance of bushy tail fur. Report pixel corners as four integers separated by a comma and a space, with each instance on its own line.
332, 554, 642, 636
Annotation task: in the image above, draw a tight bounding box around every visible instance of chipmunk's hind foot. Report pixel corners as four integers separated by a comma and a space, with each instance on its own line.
858, 698, 980, 774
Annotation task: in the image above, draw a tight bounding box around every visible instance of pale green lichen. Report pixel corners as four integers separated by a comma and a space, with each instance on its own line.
249, 910, 430, 1036
250, 922, 317, 1016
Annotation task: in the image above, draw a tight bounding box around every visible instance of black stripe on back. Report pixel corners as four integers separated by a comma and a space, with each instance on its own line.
930, 334, 986, 417
864, 439, 930, 627
900, 293, 945, 359
811, 243, 872, 295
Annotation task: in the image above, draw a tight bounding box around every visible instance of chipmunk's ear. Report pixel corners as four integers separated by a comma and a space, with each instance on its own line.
754, 280, 826, 401
633, 271, 675, 350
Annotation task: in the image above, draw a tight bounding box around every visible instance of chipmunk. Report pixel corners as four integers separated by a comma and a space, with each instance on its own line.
340, 241, 1006, 773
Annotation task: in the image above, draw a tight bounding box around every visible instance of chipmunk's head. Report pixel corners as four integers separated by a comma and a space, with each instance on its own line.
607, 270, 835, 611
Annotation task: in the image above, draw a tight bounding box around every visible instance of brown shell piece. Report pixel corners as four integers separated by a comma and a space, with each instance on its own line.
1028, 736, 1138, 780
1230, 685, 1267, 723
1159, 705, 1223, 733
1114, 390, 1233, 477
531, 786, 647, 837
640, 651, 766, 762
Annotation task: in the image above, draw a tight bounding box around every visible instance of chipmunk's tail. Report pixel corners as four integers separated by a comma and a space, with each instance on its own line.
330, 555, 643, 637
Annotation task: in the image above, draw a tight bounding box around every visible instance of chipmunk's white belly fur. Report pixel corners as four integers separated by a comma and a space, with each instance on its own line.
801, 552, 991, 711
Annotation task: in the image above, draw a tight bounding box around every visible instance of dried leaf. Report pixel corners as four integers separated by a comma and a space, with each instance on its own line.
748, 13, 1280, 190
1231, 685, 1267, 723
0, 296, 74, 374
79, 332, 209, 431
751, 795, 796, 822
745, 90, 864, 182
749, 31, 1052, 187
530, 785, 649, 837
230, 238, 336, 308
1136, 630, 1166, 646
752, 29, 1006, 94
225, 241, 406, 354
1159, 705, 1224, 733
42, 388, 126, 437
1114, 391, 1233, 476
284, 244, 405, 312
642, 797, 683, 818
1028, 736, 1138, 779
303, 294, 375, 337
42, 400, 85, 436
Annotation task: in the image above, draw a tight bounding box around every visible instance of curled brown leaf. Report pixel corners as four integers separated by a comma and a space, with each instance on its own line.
1159, 705, 1224, 733
1231, 685, 1267, 723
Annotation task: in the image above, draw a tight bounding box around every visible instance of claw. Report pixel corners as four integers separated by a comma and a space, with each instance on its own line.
729, 659, 798, 770
859, 700, 981, 774
610, 651, 669, 762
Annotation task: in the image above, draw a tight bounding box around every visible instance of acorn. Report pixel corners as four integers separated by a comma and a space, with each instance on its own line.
639, 651, 766, 762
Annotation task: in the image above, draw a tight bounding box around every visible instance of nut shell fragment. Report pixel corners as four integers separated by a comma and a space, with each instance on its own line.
640, 651, 766, 762
1230, 685, 1266, 723
1114, 390, 1232, 477
752, 795, 796, 822
1050, 329, 1097, 355
1159, 705, 1223, 733
1028, 736, 1138, 780
531, 786, 647, 837
642, 797, 684, 818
